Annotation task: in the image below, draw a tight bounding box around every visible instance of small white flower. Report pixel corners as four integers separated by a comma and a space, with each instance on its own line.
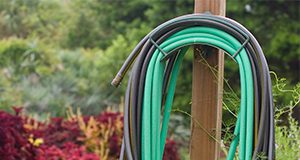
245, 4, 252, 12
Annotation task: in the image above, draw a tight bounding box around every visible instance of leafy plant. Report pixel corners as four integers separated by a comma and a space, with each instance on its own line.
275, 110, 300, 159
0, 107, 35, 160
0, 106, 180, 159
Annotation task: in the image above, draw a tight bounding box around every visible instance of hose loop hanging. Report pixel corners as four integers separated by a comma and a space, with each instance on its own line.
112, 14, 275, 160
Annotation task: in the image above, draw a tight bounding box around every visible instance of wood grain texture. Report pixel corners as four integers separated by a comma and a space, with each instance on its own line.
190, 0, 225, 160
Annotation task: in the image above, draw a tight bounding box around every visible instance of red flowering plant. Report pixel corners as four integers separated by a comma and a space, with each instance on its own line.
0, 107, 35, 160
38, 117, 81, 147
163, 139, 180, 160
36, 142, 100, 160
0, 107, 180, 160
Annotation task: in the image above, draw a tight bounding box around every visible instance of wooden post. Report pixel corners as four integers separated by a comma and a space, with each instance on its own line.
190, 0, 225, 160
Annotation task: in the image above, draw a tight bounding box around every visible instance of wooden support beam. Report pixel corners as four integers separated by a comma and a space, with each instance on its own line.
190, 0, 226, 160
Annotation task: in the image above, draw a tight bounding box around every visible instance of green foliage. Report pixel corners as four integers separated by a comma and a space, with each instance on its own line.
272, 72, 300, 159
271, 71, 300, 110
0, 38, 57, 77
0, 1, 298, 109
0, 38, 58, 112
0, 0, 68, 42
275, 110, 300, 159
271, 72, 300, 159
19, 48, 107, 116
145, 0, 193, 27
227, 0, 300, 83
65, 0, 151, 48
0, 24, 152, 116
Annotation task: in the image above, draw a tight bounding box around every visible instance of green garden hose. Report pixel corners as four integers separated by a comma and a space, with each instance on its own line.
112, 14, 275, 160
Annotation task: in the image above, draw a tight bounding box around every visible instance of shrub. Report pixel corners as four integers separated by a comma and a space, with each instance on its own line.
0, 107, 180, 160
0, 107, 35, 160
275, 111, 300, 159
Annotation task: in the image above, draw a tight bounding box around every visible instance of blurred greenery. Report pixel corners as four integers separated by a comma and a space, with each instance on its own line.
0, 0, 299, 117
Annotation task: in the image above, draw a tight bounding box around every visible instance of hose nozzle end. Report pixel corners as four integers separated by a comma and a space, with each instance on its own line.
111, 74, 123, 87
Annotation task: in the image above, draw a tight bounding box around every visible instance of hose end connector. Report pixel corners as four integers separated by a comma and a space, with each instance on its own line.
111, 74, 123, 88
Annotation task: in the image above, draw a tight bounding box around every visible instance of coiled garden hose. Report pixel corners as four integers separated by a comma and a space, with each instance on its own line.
112, 14, 275, 160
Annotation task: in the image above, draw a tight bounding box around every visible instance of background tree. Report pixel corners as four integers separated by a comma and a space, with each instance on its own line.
0, 0, 298, 117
